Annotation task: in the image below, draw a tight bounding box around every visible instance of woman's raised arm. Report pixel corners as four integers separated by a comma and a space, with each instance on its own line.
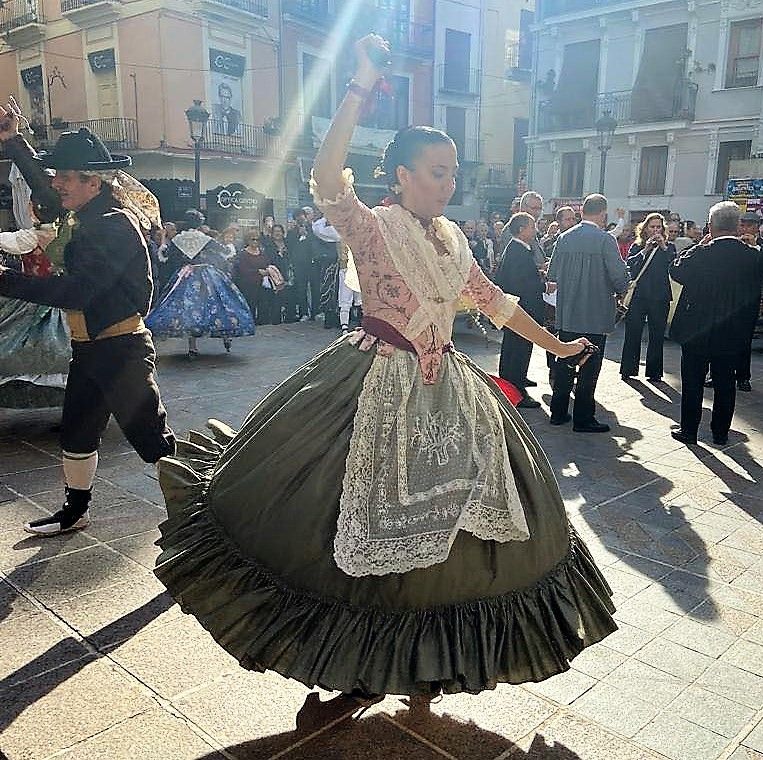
312, 35, 389, 200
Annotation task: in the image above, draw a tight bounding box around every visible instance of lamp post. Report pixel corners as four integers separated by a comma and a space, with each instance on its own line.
185, 99, 210, 211
595, 110, 617, 194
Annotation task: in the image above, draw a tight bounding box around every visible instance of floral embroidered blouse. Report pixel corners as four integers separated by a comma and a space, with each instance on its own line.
311, 170, 519, 384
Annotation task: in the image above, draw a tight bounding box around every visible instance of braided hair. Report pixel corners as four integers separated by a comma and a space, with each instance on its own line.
374, 126, 455, 196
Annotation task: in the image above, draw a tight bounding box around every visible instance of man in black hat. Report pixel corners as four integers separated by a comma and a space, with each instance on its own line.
0, 103, 175, 536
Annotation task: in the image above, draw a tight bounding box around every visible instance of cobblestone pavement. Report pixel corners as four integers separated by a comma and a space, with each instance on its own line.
1, 321, 761, 760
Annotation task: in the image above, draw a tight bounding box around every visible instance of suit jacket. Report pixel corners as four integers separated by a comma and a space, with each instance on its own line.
547, 220, 630, 335
494, 239, 545, 322
499, 226, 545, 269
626, 241, 676, 302
670, 237, 763, 355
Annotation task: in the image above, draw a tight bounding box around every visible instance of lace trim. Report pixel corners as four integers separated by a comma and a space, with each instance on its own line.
309, 168, 356, 209
335, 350, 529, 577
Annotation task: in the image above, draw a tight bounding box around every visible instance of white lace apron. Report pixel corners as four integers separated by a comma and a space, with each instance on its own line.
334, 204, 529, 577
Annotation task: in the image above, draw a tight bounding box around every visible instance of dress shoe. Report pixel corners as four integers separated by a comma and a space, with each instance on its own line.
573, 420, 611, 433
670, 429, 697, 445
647, 377, 664, 383
620, 373, 635, 381
549, 413, 572, 426
704, 378, 713, 388
522, 378, 538, 387
517, 396, 541, 409
738, 380, 752, 392
712, 435, 729, 446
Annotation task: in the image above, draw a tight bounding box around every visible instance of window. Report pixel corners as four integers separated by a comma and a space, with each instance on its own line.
560, 152, 585, 198
638, 146, 668, 195
513, 118, 528, 183
359, 75, 409, 130
726, 19, 762, 88
444, 29, 471, 91
715, 140, 752, 194
302, 52, 332, 119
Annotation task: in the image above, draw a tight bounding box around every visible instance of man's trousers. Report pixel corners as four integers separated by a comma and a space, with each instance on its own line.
680, 350, 736, 440
550, 331, 607, 425
60, 331, 176, 463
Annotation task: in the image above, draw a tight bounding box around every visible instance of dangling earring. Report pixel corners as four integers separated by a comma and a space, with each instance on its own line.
390, 183, 402, 195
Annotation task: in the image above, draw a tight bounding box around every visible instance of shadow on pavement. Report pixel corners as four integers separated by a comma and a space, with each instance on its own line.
0, 592, 173, 733
189, 693, 585, 760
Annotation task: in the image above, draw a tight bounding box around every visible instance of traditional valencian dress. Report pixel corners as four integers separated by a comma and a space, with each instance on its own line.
0, 231, 70, 409
146, 230, 255, 343
154, 171, 617, 696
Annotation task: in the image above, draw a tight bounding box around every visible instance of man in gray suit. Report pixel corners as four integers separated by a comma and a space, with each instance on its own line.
547, 194, 630, 432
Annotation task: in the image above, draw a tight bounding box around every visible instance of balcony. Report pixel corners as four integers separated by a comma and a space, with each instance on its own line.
283, 0, 328, 22
438, 65, 481, 98
483, 164, 513, 186
538, 0, 614, 21
537, 80, 698, 133
35, 118, 138, 151
456, 138, 480, 164
505, 40, 531, 83
377, 20, 434, 58
196, 0, 268, 25
202, 120, 281, 158
1, 0, 45, 45
61, 0, 122, 24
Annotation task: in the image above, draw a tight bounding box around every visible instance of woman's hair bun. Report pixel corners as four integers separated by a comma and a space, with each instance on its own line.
374, 126, 453, 191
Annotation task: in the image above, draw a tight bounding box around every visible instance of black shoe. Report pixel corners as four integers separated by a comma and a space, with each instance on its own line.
738, 380, 752, 392
712, 435, 729, 446
24, 486, 93, 537
517, 396, 541, 409
704, 378, 713, 388
522, 378, 538, 387
550, 413, 572, 426
573, 420, 611, 433
671, 429, 697, 446
647, 377, 663, 383
620, 373, 635, 381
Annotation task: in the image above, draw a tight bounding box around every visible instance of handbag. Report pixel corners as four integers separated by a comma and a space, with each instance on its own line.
265, 264, 286, 292
615, 245, 660, 323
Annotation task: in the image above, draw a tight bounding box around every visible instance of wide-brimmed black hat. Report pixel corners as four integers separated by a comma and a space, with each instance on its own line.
36, 127, 131, 170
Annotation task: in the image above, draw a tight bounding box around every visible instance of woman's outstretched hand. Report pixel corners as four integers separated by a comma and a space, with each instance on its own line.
354, 34, 391, 88
557, 337, 596, 366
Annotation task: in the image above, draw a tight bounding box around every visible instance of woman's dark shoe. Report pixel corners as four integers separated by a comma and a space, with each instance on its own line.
671, 429, 697, 445
620, 374, 635, 381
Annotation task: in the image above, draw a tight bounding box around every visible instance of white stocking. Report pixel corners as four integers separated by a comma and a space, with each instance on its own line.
62, 451, 98, 490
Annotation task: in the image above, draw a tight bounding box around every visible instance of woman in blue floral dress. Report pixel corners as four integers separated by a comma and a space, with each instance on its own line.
147, 210, 255, 357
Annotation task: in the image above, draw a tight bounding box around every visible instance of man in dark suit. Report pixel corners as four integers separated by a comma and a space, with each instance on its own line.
494, 212, 546, 408
547, 194, 630, 432
670, 202, 763, 446
735, 210, 762, 392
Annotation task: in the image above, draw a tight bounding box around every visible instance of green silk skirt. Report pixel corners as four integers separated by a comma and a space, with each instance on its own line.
154, 337, 617, 696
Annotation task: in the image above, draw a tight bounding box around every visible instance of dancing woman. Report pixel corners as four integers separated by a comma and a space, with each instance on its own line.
154, 35, 616, 702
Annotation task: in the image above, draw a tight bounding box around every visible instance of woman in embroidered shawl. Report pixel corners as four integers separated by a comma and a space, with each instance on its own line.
153, 36, 617, 705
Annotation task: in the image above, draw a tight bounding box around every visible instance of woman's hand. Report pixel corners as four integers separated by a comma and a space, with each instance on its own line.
353, 34, 390, 88
556, 337, 595, 365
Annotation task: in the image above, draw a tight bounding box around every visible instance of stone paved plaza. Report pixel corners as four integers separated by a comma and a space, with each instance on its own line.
1, 322, 762, 760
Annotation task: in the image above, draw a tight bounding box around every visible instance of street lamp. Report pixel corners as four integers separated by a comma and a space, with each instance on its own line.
185, 99, 210, 211
595, 109, 618, 194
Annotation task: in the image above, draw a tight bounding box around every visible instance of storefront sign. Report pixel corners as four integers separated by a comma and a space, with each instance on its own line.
88, 49, 116, 73
209, 49, 246, 78
213, 185, 262, 212
20, 66, 43, 90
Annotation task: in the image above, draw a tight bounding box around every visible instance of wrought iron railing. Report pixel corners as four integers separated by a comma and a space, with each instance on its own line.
60, 0, 119, 11
199, 0, 268, 16
437, 64, 481, 97
0, 0, 44, 34
283, 0, 328, 20
483, 164, 513, 186
203, 120, 280, 157
538, 0, 611, 20
34, 118, 138, 150
376, 19, 434, 57
537, 80, 698, 133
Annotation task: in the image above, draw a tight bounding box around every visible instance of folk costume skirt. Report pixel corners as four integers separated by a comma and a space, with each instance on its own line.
146, 264, 255, 340
154, 336, 616, 696
0, 296, 69, 408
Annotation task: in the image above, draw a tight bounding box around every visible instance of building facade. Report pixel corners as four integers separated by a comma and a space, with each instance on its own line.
528, 0, 763, 223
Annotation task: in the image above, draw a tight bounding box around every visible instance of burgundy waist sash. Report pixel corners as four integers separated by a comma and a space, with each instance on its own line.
361, 316, 453, 354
